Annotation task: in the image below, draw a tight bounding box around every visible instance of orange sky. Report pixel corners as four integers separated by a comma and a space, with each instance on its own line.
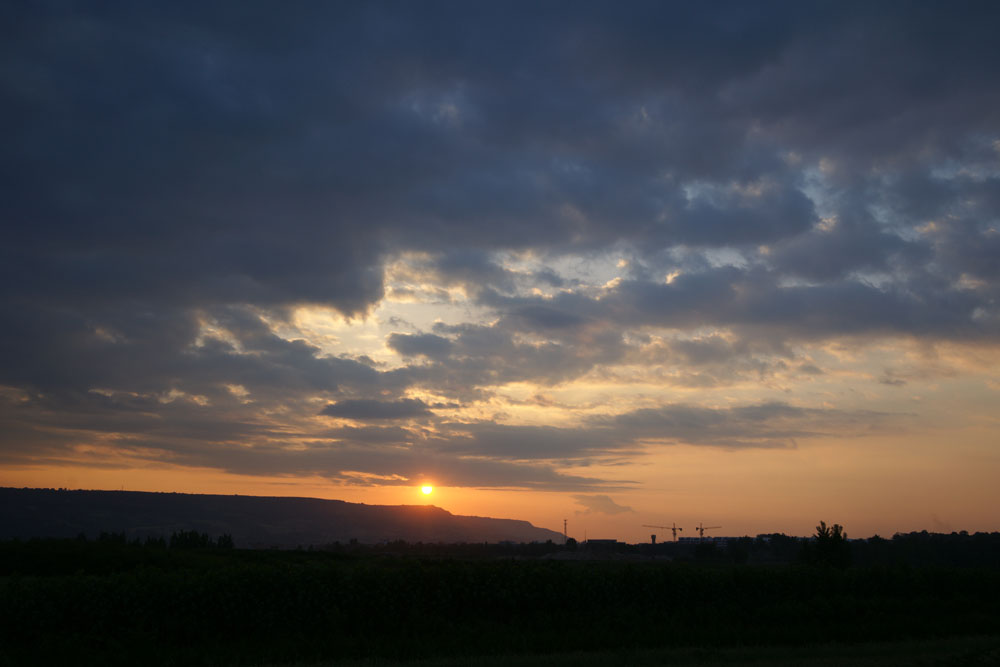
4, 3, 999, 543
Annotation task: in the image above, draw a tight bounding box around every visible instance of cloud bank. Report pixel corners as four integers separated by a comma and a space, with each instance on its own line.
2, 2, 998, 491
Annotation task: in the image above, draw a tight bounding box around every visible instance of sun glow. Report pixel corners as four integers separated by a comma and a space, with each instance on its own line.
421, 485, 434, 495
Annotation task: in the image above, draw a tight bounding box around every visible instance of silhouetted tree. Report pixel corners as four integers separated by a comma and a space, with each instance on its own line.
169, 530, 212, 549
98, 531, 127, 544
694, 541, 718, 562
727, 537, 752, 564
801, 520, 851, 567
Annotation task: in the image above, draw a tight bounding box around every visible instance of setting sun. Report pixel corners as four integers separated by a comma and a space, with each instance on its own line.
421, 485, 433, 495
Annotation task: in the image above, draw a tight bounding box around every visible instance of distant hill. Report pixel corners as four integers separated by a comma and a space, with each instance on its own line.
0, 488, 564, 547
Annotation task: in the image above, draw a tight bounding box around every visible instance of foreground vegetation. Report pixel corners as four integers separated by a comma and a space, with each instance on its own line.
283, 636, 1000, 667
2, 535, 999, 666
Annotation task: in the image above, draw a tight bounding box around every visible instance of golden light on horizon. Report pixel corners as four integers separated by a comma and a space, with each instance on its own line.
421, 485, 434, 495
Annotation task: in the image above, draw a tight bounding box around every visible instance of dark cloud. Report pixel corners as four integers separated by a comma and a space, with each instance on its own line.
321, 398, 432, 421
595, 402, 891, 450
386, 333, 453, 360
768, 210, 919, 282
385, 321, 630, 395
661, 179, 817, 247
476, 267, 998, 346
436, 422, 631, 461
2, 2, 998, 489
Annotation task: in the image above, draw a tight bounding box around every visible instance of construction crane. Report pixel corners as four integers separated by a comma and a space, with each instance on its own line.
642, 523, 683, 541
693, 522, 721, 541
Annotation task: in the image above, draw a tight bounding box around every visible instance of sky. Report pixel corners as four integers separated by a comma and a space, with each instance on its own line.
2, 1, 999, 541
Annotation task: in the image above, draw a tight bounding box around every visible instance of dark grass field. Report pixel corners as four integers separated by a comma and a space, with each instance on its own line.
2, 540, 999, 666
277, 636, 1000, 667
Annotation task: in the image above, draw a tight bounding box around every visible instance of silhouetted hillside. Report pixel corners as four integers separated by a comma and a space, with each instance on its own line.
0, 488, 564, 547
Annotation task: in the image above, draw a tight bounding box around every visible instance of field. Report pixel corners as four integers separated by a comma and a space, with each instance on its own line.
2, 540, 999, 666
295, 637, 1000, 667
